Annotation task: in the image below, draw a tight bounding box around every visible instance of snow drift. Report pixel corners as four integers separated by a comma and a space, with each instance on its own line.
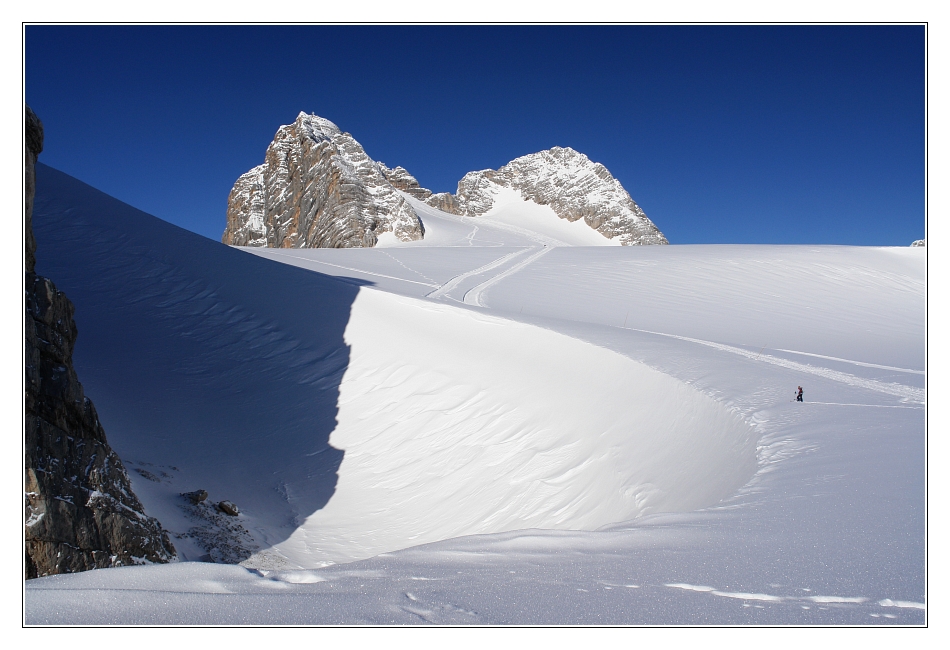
278, 288, 756, 565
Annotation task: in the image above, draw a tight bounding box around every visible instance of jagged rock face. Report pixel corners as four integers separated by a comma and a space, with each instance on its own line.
24, 106, 175, 579
378, 162, 461, 213
449, 147, 668, 245
378, 162, 432, 201
425, 192, 460, 214
24, 276, 178, 576
223, 113, 424, 248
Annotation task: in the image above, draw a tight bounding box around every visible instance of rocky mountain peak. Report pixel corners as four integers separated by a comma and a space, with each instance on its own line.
222, 113, 424, 248
442, 146, 668, 245
224, 113, 667, 248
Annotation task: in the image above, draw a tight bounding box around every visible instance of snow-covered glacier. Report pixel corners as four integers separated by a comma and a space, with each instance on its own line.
26, 164, 924, 625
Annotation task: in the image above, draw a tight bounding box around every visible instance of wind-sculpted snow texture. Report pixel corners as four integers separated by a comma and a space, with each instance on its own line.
26, 165, 923, 624
222, 113, 424, 248
448, 147, 668, 245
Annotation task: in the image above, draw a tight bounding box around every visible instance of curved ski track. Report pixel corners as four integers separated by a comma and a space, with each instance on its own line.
625, 327, 925, 404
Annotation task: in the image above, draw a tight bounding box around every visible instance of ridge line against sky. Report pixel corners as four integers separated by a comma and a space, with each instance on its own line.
24, 24, 924, 245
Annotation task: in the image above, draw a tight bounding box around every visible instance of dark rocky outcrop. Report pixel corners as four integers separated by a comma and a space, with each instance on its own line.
24, 105, 176, 579
25, 107, 42, 274
182, 489, 208, 504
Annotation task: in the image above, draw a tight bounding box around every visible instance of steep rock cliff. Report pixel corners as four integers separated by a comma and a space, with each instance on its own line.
24, 105, 176, 578
222, 113, 424, 248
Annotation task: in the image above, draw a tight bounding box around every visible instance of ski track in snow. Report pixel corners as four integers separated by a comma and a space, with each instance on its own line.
803, 401, 923, 409
773, 348, 924, 375
463, 246, 553, 307
426, 248, 531, 300
258, 252, 439, 288
467, 214, 569, 247
624, 327, 925, 403
378, 250, 440, 286
465, 225, 479, 246
662, 583, 922, 609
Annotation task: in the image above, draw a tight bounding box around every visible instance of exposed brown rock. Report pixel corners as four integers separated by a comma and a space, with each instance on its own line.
378, 162, 433, 201
377, 163, 464, 213
222, 113, 424, 248
424, 192, 461, 214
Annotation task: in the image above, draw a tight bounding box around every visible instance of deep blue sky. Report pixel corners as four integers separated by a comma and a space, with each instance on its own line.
25, 25, 924, 245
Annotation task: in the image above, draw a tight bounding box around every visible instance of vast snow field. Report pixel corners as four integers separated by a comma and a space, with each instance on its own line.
25, 165, 925, 625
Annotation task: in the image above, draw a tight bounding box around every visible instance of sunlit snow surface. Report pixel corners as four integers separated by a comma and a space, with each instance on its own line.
26, 165, 924, 624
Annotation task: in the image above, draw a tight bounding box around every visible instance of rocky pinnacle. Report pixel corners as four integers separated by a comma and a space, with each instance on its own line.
222, 112, 424, 248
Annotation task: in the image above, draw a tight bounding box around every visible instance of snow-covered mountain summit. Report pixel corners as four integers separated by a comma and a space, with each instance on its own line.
224, 113, 668, 248
222, 112, 424, 248
431, 147, 668, 246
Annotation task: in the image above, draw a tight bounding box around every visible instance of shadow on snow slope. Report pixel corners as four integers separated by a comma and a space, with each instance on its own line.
32, 164, 363, 566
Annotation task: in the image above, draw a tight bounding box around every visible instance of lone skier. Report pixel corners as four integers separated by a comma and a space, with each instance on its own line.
796, 386, 803, 402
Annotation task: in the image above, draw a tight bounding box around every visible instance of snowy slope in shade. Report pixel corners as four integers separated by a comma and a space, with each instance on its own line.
26, 165, 924, 624
29, 165, 360, 562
